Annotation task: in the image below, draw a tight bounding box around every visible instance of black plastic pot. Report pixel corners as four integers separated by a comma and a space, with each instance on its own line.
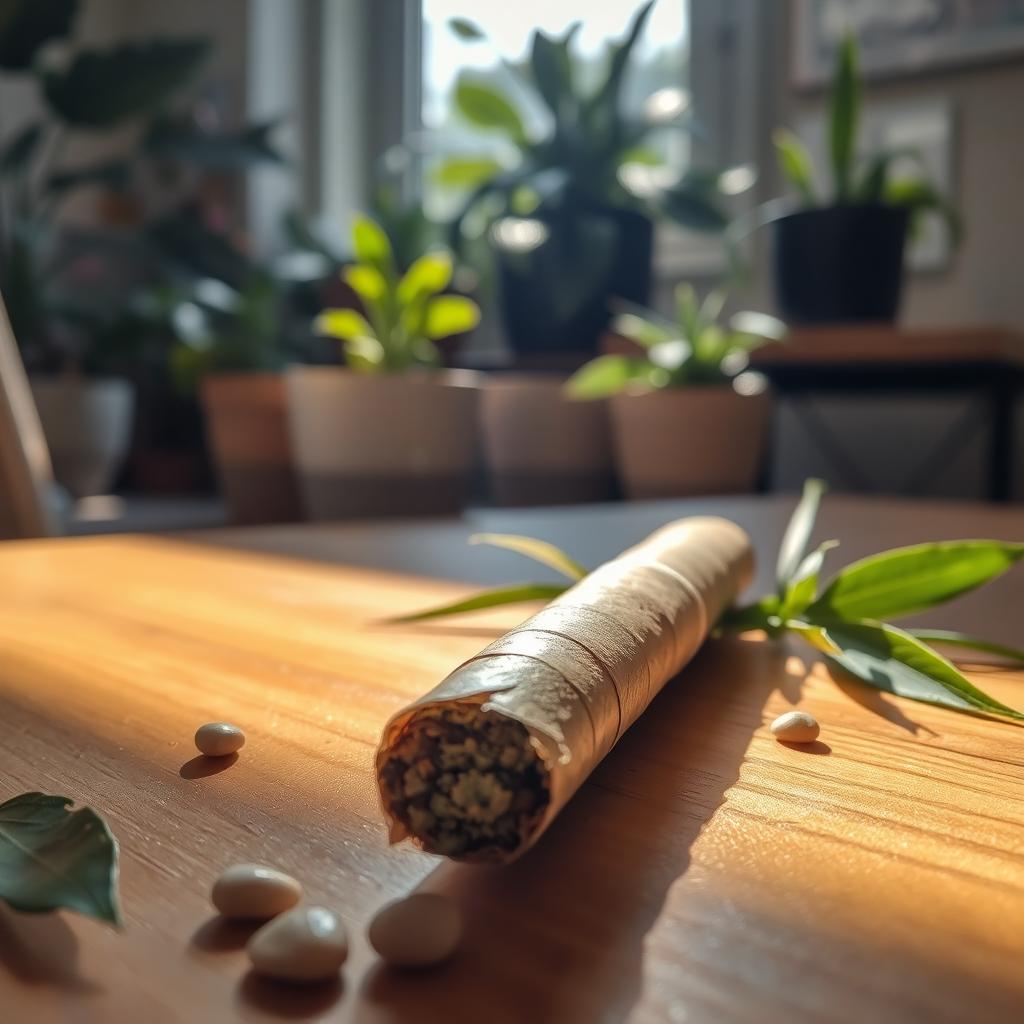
497, 203, 653, 355
772, 204, 909, 324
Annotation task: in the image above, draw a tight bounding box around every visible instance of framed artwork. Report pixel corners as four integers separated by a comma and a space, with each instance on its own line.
793, 0, 1024, 86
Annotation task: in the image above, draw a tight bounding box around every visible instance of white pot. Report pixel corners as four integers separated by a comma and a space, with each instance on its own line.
611, 386, 770, 499
286, 367, 481, 519
480, 374, 614, 506
31, 375, 134, 498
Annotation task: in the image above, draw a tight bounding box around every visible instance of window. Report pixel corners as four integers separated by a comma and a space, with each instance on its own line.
418, 1, 690, 220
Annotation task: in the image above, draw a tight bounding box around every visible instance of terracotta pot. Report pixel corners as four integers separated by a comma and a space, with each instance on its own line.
286, 367, 481, 519
31, 375, 134, 497
480, 374, 614, 506
610, 386, 770, 499
201, 373, 302, 524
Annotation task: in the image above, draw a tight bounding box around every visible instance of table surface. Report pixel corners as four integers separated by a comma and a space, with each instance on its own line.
1, 494, 1023, 1024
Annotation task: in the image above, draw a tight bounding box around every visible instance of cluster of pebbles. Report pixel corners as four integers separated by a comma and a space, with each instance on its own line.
193, 722, 461, 983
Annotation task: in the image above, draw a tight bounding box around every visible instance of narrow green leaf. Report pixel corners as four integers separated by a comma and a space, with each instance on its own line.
593, 0, 655, 113
780, 539, 839, 619
829, 34, 860, 200
314, 309, 374, 343
396, 252, 452, 307
565, 354, 644, 400
776, 478, 826, 593
717, 595, 781, 633
470, 533, 588, 581
0, 792, 121, 926
906, 630, 1024, 666
389, 583, 569, 623
423, 295, 480, 339
449, 17, 485, 41
342, 264, 387, 305
729, 310, 788, 341
351, 216, 394, 276
530, 28, 575, 119
454, 77, 527, 143
884, 177, 962, 246
611, 312, 675, 349
773, 128, 817, 204
430, 156, 503, 190
807, 540, 1024, 622
819, 620, 1024, 721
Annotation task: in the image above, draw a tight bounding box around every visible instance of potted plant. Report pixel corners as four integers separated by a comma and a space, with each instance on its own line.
290, 216, 481, 519
771, 35, 959, 324
480, 374, 615, 507
566, 286, 785, 498
0, 1, 283, 496
433, 2, 743, 355
163, 270, 310, 525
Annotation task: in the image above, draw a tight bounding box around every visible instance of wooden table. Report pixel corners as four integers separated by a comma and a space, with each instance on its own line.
1, 495, 1022, 1023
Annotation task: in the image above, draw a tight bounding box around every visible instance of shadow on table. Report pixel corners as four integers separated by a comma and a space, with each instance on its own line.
0, 907, 100, 995
352, 635, 780, 1024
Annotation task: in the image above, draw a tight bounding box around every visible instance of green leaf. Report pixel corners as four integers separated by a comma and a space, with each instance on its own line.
905, 630, 1024, 666
342, 265, 387, 305
729, 310, 788, 341
776, 478, 826, 593
829, 34, 860, 200
530, 28, 575, 119
430, 156, 503, 190
819, 620, 1024, 721
565, 354, 645, 400
351, 216, 394, 275
717, 595, 780, 633
0, 0, 76, 70
449, 17, 485, 41
342, 335, 386, 373
454, 77, 527, 143
43, 39, 210, 127
807, 540, 1024, 622
314, 308, 374, 342
0, 792, 121, 926
389, 583, 569, 623
611, 312, 675, 349
773, 128, 817, 204
396, 252, 452, 307
0, 120, 42, 176
423, 295, 480, 339
780, 540, 839, 619
143, 116, 284, 169
470, 533, 588, 581
592, 0, 655, 117
883, 177, 962, 247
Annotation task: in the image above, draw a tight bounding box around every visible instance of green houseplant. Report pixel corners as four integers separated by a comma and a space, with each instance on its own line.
770, 34, 959, 323
288, 215, 483, 519
566, 285, 785, 497
434, 1, 745, 354
0, 0, 283, 496
162, 270, 313, 525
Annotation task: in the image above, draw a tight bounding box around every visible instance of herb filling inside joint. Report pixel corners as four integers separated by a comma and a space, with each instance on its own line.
379, 704, 550, 857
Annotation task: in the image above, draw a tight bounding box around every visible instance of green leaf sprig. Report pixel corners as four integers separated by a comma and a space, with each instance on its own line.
0, 792, 121, 926
315, 214, 480, 373
565, 284, 785, 398
393, 480, 1024, 722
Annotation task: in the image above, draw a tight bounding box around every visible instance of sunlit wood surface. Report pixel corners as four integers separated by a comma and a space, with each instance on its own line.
0, 496, 1022, 1023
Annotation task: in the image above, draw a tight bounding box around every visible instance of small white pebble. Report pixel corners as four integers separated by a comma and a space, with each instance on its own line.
368, 893, 461, 968
195, 722, 245, 757
247, 906, 348, 982
211, 864, 301, 920
770, 711, 820, 744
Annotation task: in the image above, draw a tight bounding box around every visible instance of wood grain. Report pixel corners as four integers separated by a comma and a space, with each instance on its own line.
0, 499, 1022, 1023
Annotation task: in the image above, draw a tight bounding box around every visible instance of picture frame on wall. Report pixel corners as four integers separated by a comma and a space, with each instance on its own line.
793, 0, 1024, 86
